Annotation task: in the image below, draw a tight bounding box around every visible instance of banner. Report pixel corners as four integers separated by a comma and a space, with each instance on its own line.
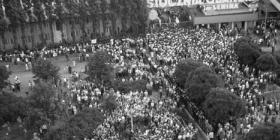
91, 39, 97, 44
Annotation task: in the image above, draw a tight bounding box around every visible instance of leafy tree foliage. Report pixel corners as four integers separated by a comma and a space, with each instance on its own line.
0, 92, 28, 126
112, 79, 147, 94
0, 65, 11, 90
185, 66, 224, 106
101, 95, 118, 114
234, 37, 261, 66
29, 82, 56, 113
32, 58, 60, 82
255, 53, 279, 71
45, 108, 104, 140
28, 81, 63, 123
202, 88, 247, 125
24, 108, 51, 132
174, 59, 203, 88
244, 123, 280, 140
87, 51, 114, 85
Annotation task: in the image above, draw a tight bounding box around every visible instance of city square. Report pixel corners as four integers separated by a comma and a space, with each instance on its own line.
0, 0, 280, 140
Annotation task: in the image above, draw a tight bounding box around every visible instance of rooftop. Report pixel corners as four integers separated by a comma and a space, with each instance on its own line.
190, 3, 254, 17
189, 6, 258, 24
203, 3, 253, 16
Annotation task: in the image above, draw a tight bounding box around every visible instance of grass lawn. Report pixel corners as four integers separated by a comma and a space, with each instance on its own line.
1, 55, 87, 98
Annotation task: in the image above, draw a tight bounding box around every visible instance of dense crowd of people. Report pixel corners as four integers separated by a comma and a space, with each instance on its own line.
56, 31, 198, 139
2, 21, 280, 140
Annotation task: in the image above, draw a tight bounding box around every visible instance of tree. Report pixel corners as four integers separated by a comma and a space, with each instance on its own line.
0, 65, 11, 90
202, 88, 246, 126
234, 37, 261, 66
0, 92, 28, 126
32, 58, 60, 82
87, 51, 114, 85
244, 123, 280, 140
174, 59, 203, 88
112, 79, 148, 94
28, 81, 60, 120
45, 108, 104, 140
101, 94, 118, 114
185, 66, 224, 106
255, 53, 279, 71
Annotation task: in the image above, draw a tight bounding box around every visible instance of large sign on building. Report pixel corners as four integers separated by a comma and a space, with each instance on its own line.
147, 0, 258, 8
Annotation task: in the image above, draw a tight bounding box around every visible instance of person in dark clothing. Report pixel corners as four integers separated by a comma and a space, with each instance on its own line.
68, 65, 72, 74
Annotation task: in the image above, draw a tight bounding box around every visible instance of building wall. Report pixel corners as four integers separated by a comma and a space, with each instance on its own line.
0, 16, 127, 50
3, 30, 14, 50
32, 23, 42, 47
193, 12, 258, 24
0, 36, 4, 51
147, 0, 258, 8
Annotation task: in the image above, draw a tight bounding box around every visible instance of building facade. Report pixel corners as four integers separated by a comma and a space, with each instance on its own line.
147, 0, 257, 8
148, 0, 259, 31
0, 0, 148, 51
0, 17, 121, 51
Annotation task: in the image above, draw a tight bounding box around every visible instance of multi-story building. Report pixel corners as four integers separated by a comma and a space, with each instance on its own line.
189, 0, 259, 31
0, 0, 146, 51
148, 0, 260, 31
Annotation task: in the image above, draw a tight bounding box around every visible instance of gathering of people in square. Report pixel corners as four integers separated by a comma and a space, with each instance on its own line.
1, 19, 280, 139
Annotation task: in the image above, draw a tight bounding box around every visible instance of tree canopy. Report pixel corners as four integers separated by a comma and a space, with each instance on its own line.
234, 37, 261, 66
244, 123, 280, 140
185, 66, 224, 106
87, 51, 114, 85
45, 108, 104, 140
32, 58, 60, 82
0, 92, 28, 126
255, 53, 279, 71
174, 59, 203, 88
202, 88, 247, 125
101, 94, 118, 114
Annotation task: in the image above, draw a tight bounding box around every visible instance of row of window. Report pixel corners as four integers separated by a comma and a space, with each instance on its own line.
1, 33, 52, 45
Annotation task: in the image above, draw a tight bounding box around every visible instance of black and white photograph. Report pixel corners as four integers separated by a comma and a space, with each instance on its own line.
0, 0, 280, 140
